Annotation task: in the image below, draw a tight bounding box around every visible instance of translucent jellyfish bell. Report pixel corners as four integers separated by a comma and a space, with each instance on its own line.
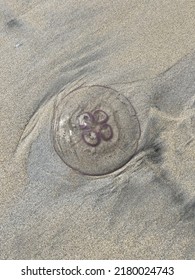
52, 85, 141, 176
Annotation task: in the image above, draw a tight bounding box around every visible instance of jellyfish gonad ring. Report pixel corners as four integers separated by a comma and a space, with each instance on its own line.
78, 109, 113, 147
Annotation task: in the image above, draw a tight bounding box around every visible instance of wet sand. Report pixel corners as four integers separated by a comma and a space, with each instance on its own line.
0, 0, 195, 259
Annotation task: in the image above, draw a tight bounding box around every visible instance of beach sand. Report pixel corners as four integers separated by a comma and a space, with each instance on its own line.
0, 0, 195, 259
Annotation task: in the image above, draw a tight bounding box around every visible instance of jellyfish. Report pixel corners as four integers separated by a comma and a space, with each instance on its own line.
52, 85, 141, 176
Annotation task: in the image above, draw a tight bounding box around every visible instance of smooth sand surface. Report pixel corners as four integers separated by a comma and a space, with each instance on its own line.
0, 0, 195, 259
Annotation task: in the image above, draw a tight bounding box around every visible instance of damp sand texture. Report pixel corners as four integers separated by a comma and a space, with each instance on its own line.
0, 0, 195, 259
